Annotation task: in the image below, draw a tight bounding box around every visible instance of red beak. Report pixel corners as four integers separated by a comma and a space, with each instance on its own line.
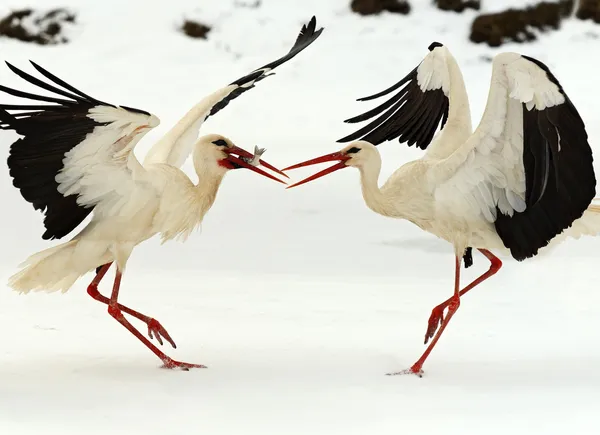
225, 145, 288, 184
283, 151, 350, 189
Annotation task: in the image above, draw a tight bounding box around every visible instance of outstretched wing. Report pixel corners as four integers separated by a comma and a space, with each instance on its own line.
337, 42, 453, 151
434, 52, 595, 260
208, 16, 323, 117
144, 16, 324, 168
0, 61, 160, 240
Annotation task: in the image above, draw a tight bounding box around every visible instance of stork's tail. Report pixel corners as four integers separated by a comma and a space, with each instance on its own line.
588, 204, 600, 214
550, 199, 600, 245
9, 240, 90, 293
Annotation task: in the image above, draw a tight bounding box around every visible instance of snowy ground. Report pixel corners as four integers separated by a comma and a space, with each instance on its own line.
1, 0, 600, 433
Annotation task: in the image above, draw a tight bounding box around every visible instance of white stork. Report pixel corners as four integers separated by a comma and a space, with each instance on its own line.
283, 42, 600, 376
0, 16, 323, 370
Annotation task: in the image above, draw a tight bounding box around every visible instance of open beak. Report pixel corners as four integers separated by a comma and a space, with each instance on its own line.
283, 151, 350, 189
225, 145, 288, 184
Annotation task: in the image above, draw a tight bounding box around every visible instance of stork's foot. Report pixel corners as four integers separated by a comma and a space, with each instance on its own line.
425, 304, 446, 344
160, 358, 207, 371
424, 296, 460, 344
147, 318, 177, 348
386, 364, 424, 378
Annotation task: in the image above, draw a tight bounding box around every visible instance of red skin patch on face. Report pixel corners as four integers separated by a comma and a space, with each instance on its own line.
218, 159, 235, 169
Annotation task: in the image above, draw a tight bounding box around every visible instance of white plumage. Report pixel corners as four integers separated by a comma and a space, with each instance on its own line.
9, 131, 238, 293
285, 42, 599, 376
0, 16, 323, 369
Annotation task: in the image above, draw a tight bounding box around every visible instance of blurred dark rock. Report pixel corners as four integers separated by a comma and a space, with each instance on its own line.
351, 0, 411, 16
0, 8, 75, 45
529, 0, 573, 29
234, 0, 261, 8
435, 0, 480, 13
576, 0, 600, 23
470, 1, 573, 47
181, 20, 211, 39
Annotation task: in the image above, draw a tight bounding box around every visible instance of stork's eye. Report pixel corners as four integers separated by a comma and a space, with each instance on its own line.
346, 147, 361, 154
213, 139, 228, 147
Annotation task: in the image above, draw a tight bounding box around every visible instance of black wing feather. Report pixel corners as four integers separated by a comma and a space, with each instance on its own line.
5, 62, 90, 104
0, 104, 68, 111
337, 42, 449, 150
336, 95, 409, 143
29, 61, 108, 105
1, 63, 146, 240
494, 55, 596, 261
353, 65, 418, 103
208, 16, 323, 117
0, 82, 76, 106
343, 86, 410, 124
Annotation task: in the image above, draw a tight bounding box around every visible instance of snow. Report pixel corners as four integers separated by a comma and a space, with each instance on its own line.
1, 0, 599, 433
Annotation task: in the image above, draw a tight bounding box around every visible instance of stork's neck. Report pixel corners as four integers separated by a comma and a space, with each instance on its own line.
191, 146, 229, 215
358, 159, 395, 218
358, 157, 428, 224
194, 169, 225, 214
150, 161, 227, 244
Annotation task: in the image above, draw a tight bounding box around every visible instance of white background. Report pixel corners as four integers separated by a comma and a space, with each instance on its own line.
1, 1, 599, 433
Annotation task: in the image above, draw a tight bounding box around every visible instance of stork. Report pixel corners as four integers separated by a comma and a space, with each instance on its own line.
283, 42, 599, 376
0, 16, 323, 369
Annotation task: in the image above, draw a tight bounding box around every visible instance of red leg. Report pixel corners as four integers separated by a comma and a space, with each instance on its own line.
388, 249, 501, 377
87, 263, 177, 348
102, 266, 206, 370
387, 256, 463, 377
424, 249, 502, 344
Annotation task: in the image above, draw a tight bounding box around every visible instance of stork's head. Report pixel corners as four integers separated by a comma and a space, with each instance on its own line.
193, 134, 288, 184
283, 141, 380, 188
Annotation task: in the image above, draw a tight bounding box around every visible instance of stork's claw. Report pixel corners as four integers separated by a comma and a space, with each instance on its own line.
424, 305, 446, 344
147, 318, 176, 348
386, 365, 424, 377
160, 358, 207, 370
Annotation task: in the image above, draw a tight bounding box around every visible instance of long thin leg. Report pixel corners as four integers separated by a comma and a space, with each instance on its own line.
387, 256, 463, 377
424, 249, 502, 343
388, 249, 502, 377
104, 267, 206, 370
87, 262, 177, 348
